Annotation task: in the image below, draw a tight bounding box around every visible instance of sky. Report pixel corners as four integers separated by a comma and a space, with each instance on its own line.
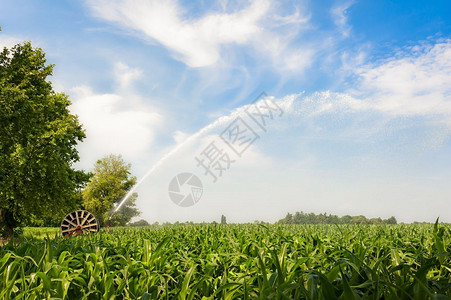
1, 0, 450, 223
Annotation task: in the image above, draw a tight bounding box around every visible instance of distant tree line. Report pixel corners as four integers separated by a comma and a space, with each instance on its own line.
278, 211, 397, 225
127, 219, 151, 227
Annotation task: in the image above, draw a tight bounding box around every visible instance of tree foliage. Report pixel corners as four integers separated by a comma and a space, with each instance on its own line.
82, 154, 140, 226
127, 219, 150, 227
278, 211, 397, 225
0, 42, 88, 236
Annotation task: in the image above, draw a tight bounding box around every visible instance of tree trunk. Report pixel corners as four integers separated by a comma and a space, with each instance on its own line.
0, 208, 15, 239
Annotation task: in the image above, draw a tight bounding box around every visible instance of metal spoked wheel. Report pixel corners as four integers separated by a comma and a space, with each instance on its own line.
61, 210, 100, 237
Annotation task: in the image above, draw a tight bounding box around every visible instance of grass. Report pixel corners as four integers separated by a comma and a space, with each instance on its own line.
1, 223, 450, 299
22, 227, 60, 240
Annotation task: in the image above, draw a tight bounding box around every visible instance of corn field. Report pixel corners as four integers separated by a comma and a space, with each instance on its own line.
1, 223, 450, 299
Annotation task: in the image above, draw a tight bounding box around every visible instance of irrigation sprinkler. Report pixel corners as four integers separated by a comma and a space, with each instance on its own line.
60, 210, 100, 237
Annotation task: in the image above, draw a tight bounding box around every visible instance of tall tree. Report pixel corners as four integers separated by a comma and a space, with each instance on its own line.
0, 42, 88, 237
82, 154, 140, 226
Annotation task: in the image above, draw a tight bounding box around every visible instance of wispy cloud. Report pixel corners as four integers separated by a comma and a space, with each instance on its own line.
84, 0, 317, 74
271, 6, 310, 26
330, 1, 354, 37
85, 0, 270, 67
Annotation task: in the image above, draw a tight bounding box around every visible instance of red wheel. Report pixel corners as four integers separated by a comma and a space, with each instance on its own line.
61, 210, 100, 237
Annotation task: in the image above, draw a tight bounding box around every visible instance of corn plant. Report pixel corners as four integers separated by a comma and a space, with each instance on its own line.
0, 223, 450, 299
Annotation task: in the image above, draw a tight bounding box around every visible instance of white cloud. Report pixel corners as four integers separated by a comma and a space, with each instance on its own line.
84, 0, 317, 73
114, 62, 142, 89
280, 48, 315, 72
69, 85, 162, 169
86, 0, 270, 67
353, 40, 451, 118
285, 40, 451, 127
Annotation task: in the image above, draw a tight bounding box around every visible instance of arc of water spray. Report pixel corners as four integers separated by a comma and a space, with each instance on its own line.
108, 107, 250, 220
108, 94, 297, 220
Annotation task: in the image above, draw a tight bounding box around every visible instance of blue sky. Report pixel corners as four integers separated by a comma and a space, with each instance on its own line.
1, 0, 450, 223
